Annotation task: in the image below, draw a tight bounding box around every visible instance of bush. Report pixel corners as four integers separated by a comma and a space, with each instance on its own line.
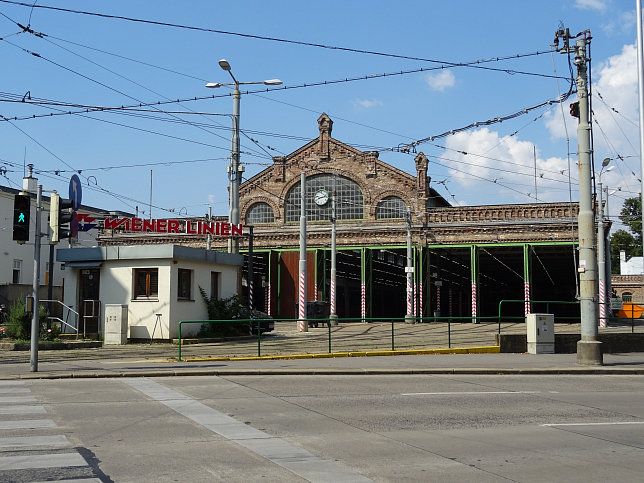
4, 300, 49, 341
198, 288, 251, 337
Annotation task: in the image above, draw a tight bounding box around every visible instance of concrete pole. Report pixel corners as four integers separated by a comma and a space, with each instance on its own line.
637, 0, 644, 294
575, 36, 602, 365
298, 171, 308, 332
605, 187, 614, 299
329, 183, 338, 325
405, 206, 415, 324
228, 84, 241, 254
30, 184, 42, 372
597, 181, 607, 328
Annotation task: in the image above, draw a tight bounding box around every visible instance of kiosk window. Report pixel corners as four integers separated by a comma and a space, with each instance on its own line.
134, 268, 158, 299
178, 269, 192, 300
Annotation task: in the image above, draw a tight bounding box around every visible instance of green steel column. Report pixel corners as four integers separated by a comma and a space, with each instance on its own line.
267, 250, 272, 316
471, 244, 478, 323
319, 248, 328, 302
523, 244, 531, 316
366, 248, 373, 319
419, 246, 425, 320
361, 247, 367, 322
314, 249, 318, 301
276, 251, 282, 318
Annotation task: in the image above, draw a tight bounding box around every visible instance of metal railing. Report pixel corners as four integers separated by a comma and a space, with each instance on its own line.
177, 315, 499, 361
82, 299, 101, 338
497, 298, 643, 334
40, 299, 79, 339
497, 299, 580, 332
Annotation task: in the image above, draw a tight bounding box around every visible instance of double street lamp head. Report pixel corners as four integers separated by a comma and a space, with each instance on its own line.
205, 59, 282, 89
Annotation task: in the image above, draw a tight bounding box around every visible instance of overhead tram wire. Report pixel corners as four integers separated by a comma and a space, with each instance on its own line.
2, 30, 269, 161
0, 113, 188, 216
0, 55, 571, 124
39, 33, 275, 160
388, 74, 575, 154
2, 0, 562, 79
17, 21, 280, 159
3, 22, 573, 158
428, 152, 579, 188
549, 35, 579, 299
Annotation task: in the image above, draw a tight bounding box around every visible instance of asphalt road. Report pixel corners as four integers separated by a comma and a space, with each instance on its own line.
1, 374, 643, 482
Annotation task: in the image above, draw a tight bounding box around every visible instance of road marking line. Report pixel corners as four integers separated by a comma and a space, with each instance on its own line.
0, 453, 87, 471
402, 391, 541, 396
542, 422, 644, 427
0, 405, 46, 415
0, 435, 70, 448
0, 396, 38, 403
0, 381, 26, 386
125, 378, 373, 483
0, 419, 57, 430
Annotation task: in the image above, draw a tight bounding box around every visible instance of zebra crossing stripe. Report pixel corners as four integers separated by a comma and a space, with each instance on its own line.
0, 396, 38, 403
0, 435, 69, 448
0, 452, 87, 471
0, 405, 46, 415
0, 381, 26, 386
0, 419, 57, 430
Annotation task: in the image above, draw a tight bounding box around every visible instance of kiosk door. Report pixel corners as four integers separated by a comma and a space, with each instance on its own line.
79, 269, 100, 336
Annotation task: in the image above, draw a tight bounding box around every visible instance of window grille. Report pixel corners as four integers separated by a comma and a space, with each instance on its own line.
246, 202, 275, 224
376, 196, 406, 219
285, 174, 363, 222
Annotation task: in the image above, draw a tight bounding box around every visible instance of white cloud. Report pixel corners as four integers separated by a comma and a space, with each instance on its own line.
603, 10, 636, 36
425, 70, 455, 91
546, 43, 638, 154
440, 128, 573, 204
353, 99, 383, 109
575, 0, 607, 10
208, 194, 215, 204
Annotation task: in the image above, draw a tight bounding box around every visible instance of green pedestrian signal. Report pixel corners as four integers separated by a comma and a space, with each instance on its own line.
13, 193, 31, 243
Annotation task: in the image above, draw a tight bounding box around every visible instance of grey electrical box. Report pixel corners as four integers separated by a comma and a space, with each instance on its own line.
526, 313, 554, 354
104, 304, 128, 345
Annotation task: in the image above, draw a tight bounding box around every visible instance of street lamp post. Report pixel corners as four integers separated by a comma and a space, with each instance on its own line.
206, 59, 282, 254
597, 158, 614, 328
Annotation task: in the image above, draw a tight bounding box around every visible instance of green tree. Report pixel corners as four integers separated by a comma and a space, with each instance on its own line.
618, 196, 642, 243
610, 195, 643, 274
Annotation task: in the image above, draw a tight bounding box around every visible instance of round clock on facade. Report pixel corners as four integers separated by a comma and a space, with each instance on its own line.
314, 189, 329, 206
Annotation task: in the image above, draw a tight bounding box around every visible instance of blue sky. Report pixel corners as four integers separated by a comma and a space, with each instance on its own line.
0, 0, 640, 234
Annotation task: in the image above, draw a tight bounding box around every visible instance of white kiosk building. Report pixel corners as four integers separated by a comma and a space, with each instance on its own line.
56, 244, 242, 340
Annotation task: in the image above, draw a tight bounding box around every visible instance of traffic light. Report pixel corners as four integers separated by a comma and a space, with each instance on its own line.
12, 193, 31, 243
49, 192, 74, 244
569, 101, 580, 118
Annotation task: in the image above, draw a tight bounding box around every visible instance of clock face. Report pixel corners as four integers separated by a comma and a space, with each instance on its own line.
314, 189, 329, 206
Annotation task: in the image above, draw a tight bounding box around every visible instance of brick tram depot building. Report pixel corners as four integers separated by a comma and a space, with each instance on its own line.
94, 114, 583, 328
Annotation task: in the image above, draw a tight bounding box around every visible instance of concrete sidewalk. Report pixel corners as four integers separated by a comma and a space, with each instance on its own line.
1, 343, 644, 379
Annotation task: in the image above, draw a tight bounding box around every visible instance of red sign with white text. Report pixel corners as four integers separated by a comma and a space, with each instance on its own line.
103, 217, 243, 237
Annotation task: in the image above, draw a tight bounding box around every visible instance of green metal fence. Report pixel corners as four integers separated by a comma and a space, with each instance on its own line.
177, 315, 501, 361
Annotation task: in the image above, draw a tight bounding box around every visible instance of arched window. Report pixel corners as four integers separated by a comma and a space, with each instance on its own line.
376, 196, 406, 219
285, 174, 363, 222
622, 292, 633, 302
246, 202, 274, 224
